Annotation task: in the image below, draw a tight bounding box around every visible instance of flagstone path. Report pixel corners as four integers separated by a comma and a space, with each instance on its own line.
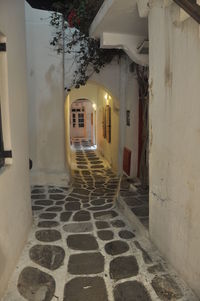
2, 142, 198, 301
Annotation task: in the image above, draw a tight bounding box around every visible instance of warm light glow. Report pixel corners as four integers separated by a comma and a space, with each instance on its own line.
104, 93, 111, 105
92, 103, 97, 110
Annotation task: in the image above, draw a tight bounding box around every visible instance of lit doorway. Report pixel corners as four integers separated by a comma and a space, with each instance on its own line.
70, 99, 96, 147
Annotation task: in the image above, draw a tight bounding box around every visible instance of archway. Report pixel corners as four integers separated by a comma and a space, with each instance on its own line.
70, 98, 96, 147
64, 81, 120, 174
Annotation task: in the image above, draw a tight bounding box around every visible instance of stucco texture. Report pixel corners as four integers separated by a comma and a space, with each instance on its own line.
0, 0, 32, 297
149, 2, 200, 297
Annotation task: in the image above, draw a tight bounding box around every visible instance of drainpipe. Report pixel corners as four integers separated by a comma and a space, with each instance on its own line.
62, 14, 65, 89
62, 14, 69, 175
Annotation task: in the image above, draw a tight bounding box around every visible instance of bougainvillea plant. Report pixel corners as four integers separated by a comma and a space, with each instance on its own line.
50, 0, 123, 89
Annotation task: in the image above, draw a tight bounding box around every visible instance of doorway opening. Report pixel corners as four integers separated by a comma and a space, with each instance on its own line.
70, 99, 96, 149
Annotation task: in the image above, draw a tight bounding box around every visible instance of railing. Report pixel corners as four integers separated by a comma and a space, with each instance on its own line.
173, 0, 200, 24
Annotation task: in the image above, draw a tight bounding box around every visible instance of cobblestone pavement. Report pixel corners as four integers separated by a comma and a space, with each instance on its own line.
3, 144, 198, 301
119, 176, 149, 230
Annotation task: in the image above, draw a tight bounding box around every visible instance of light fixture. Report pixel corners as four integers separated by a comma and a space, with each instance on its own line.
104, 93, 110, 105
92, 103, 96, 111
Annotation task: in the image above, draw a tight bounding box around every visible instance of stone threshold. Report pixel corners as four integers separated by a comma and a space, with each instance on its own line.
116, 175, 149, 238
116, 195, 149, 238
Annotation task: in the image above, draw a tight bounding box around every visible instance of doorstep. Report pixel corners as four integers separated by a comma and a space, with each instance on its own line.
116, 175, 149, 238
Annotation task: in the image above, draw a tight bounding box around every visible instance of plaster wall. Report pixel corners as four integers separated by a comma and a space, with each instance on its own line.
0, 0, 32, 297
66, 84, 97, 151
67, 59, 139, 176
85, 103, 93, 139
91, 59, 121, 102
97, 87, 119, 172
67, 81, 120, 172
149, 2, 200, 297
69, 83, 98, 105
93, 57, 139, 176
68, 83, 98, 146
25, 3, 68, 184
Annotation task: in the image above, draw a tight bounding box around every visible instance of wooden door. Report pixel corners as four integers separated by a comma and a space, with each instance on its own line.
70, 108, 86, 138
106, 105, 111, 143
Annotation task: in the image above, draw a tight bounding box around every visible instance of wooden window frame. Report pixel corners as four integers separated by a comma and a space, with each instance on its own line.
102, 105, 111, 143
0, 104, 5, 168
106, 105, 111, 143
0, 41, 12, 168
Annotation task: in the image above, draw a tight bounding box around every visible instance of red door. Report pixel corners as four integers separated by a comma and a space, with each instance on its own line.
137, 100, 143, 177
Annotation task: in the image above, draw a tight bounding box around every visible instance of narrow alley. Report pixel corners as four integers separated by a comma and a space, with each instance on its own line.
2, 140, 198, 301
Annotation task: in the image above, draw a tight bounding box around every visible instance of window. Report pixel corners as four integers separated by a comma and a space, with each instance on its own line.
0, 35, 12, 168
106, 105, 111, 143
78, 113, 84, 128
102, 108, 106, 138
72, 108, 82, 112
0, 102, 4, 168
102, 105, 111, 143
126, 110, 130, 126
72, 113, 76, 128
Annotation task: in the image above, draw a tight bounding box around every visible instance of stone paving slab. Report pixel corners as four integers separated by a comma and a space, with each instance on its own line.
2, 143, 198, 301
118, 175, 149, 230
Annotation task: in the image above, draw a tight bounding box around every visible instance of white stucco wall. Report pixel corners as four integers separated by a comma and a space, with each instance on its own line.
149, 2, 200, 297
85, 102, 93, 139
0, 0, 32, 297
67, 81, 120, 172
67, 58, 139, 176
25, 3, 68, 184
69, 83, 99, 105
91, 58, 121, 102
93, 57, 139, 176
97, 87, 119, 172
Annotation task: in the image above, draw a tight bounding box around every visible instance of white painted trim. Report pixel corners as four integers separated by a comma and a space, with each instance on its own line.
163, 0, 173, 7
90, 0, 115, 37
101, 32, 149, 66
137, 0, 150, 18
179, 8, 190, 23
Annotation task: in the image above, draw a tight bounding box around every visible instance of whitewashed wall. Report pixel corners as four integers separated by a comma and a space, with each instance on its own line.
66, 58, 139, 176
149, 2, 200, 297
97, 87, 120, 172
25, 1, 139, 181
93, 57, 139, 176
25, 3, 68, 185
67, 81, 120, 171
0, 0, 32, 297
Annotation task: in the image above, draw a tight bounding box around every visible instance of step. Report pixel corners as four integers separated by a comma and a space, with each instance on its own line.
116, 194, 149, 239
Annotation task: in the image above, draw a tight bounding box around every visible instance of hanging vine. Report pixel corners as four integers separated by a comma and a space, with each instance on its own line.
50, 0, 123, 89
